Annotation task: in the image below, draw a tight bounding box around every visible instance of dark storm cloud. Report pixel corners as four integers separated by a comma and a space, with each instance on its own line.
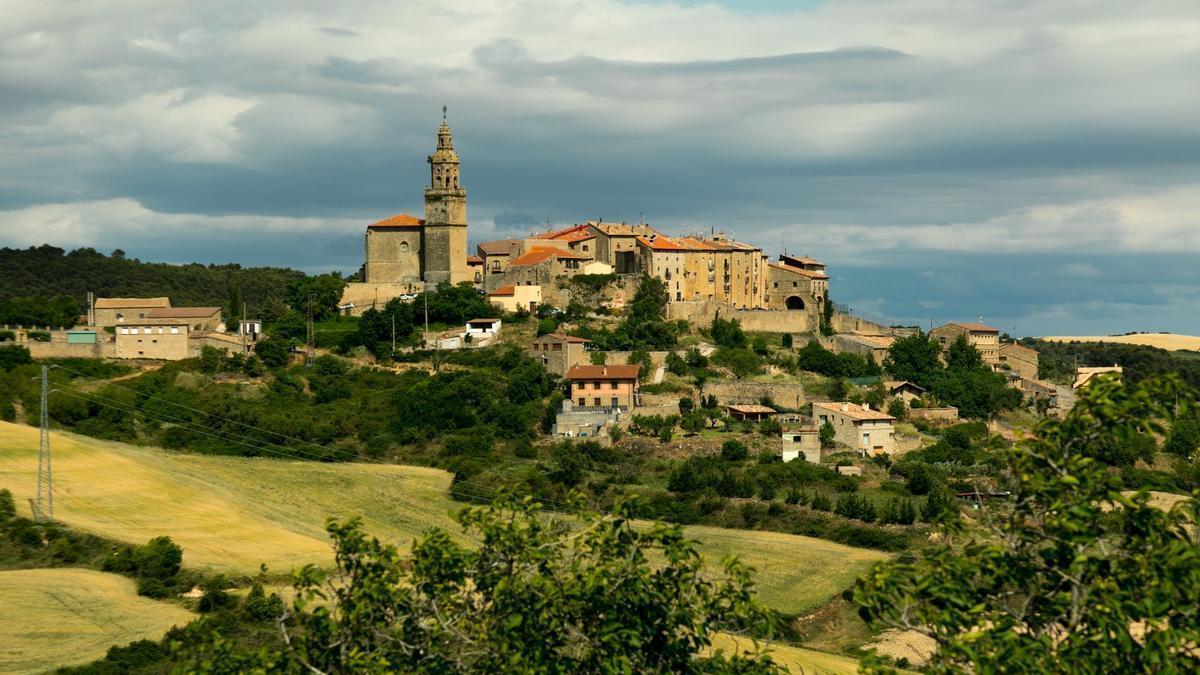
1, 0, 1198, 334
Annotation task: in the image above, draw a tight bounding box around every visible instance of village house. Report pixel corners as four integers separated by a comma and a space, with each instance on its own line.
1074, 365, 1123, 389
114, 320, 192, 360
884, 380, 926, 405
91, 297, 171, 328
633, 232, 765, 308
477, 239, 522, 278
588, 221, 659, 274
464, 318, 501, 339
998, 341, 1039, 380
931, 322, 1001, 364
812, 401, 896, 456
781, 427, 821, 463
726, 404, 777, 422
530, 332, 591, 376
493, 246, 588, 294
487, 284, 541, 314
144, 306, 224, 332
564, 364, 641, 410
765, 254, 828, 315
835, 333, 896, 366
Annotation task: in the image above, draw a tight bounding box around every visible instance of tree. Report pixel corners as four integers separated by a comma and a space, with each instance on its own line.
627, 349, 654, 382
193, 499, 781, 672
819, 421, 836, 449
666, 351, 689, 376
883, 332, 943, 389
751, 336, 769, 356
712, 348, 761, 379
887, 398, 907, 421
284, 273, 346, 321
721, 439, 749, 461
944, 334, 983, 372
679, 397, 695, 415
254, 337, 292, 369
710, 312, 748, 349
820, 298, 836, 336
856, 375, 1200, 673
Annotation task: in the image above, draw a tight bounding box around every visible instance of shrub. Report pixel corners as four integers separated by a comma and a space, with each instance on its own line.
27, 331, 51, 342
819, 421, 836, 449
887, 398, 907, 421
0, 488, 15, 522
721, 440, 748, 461
810, 493, 833, 511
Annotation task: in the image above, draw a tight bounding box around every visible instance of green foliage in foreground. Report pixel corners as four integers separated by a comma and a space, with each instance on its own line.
191, 497, 780, 674
855, 375, 1200, 673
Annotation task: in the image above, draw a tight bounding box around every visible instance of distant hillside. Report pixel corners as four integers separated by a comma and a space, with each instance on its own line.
1041, 334, 1200, 352
1032, 339, 1200, 390
0, 245, 306, 326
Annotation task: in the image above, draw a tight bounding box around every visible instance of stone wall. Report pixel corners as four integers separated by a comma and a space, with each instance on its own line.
831, 312, 895, 336
339, 282, 423, 316
705, 379, 807, 410
2, 328, 115, 359
666, 301, 811, 333
908, 406, 959, 422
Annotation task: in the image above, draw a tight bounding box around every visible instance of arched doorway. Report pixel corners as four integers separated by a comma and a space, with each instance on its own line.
786, 296, 805, 310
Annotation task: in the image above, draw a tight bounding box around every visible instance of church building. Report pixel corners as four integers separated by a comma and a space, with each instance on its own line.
361, 111, 471, 288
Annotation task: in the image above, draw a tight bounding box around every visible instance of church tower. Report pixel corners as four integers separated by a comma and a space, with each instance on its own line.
422, 109, 469, 285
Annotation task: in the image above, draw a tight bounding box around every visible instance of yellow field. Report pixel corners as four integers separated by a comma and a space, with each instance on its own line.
1041, 334, 1200, 351
0, 568, 194, 674
710, 633, 862, 674
0, 421, 887, 615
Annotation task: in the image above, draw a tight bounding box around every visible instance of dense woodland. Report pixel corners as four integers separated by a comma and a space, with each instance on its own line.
0, 245, 308, 327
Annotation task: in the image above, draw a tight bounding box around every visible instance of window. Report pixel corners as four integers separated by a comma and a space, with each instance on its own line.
611, 397, 618, 407
143, 328, 152, 334
552, 343, 562, 351
578, 398, 586, 406
400, 241, 409, 253
594, 397, 601, 407
170, 327, 179, 334
610, 382, 617, 389
582, 244, 589, 252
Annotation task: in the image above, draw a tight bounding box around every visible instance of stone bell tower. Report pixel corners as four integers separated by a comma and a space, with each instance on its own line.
422, 108, 469, 285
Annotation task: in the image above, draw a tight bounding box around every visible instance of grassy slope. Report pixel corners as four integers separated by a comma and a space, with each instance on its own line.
710, 633, 862, 675
0, 421, 887, 615
0, 568, 194, 673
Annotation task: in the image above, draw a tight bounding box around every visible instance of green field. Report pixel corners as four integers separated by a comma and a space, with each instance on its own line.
0, 568, 194, 673
0, 421, 887, 615
710, 632, 863, 675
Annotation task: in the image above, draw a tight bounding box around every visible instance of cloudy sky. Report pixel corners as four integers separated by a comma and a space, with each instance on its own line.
2, 0, 1198, 336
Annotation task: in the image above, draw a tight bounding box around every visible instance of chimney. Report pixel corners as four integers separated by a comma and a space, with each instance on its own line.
602, 366, 607, 376
840, 403, 848, 412
862, 403, 871, 411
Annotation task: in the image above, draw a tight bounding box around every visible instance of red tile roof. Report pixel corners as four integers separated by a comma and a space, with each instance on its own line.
368, 213, 424, 228
539, 224, 595, 243
768, 262, 830, 280
466, 255, 483, 264
636, 235, 688, 251
564, 364, 642, 380
510, 246, 584, 266
145, 307, 222, 319
949, 322, 1000, 333
488, 285, 516, 297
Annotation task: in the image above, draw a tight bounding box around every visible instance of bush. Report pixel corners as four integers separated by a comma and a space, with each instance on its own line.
887, 398, 907, 421
710, 313, 747, 349
0, 488, 15, 522
27, 331, 51, 342
758, 417, 782, 436
819, 421, 836, 449
0, 345, 32, 370
137, 577, 171, 599
721, 439, 748, 461
810, 493, 833, 511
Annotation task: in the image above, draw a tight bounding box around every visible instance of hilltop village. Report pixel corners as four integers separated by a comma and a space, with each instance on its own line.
2, 114, 1196, 675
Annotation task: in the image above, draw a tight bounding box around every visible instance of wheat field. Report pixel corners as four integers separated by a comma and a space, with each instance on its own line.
0, 568, 194, 673
1040, 334, 1200, 351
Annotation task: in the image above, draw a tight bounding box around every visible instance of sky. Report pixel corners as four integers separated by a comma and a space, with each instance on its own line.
1, 0, 1198, 336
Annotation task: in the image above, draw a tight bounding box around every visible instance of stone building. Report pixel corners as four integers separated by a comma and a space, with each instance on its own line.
588, 221, 659, 273
144, 306, 224, 331
812, 401, 896, 456
765, 255, 828, 312
344, 112, 472, 312
91, 297, 170, 328
477, 239, 522, 278
781, 427, 821, 463
564, 364, 641, 410
530, 332, 591, 376
115, 321, 191, 360
931, 322, 1001, 364
488, 284, 541, 314
633, 232, 764, 308
998, 341, 1039, 380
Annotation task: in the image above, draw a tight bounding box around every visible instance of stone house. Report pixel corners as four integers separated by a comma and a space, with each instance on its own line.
727, 404, 777, 422
91, 297, 171, 328
765, 254, 828, 316
587, 221, 659, 274
477, 239, 522, 278
884, 380, 926, 404
498, 246, 588, 293
634, 233, 764, 308
998, 342, 1039, 380
488, 284, 541, 314
781, 427, 821, 463
931, 322, 1001, 364
530, 332, 591, 376
564, 364, 641, 410
834, 333, 895, 366
1074, 365, 1122, 389
115, 321, 191, 360
526, 224, 597, 260
144, 306, 224, 332
812, 401, 896, 456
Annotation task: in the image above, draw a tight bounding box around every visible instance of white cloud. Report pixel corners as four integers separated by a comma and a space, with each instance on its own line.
0, 198, 358, 248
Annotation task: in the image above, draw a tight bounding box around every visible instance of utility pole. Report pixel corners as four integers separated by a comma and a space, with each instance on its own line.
35, 365, 52, 522
391, 313, 396, 355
